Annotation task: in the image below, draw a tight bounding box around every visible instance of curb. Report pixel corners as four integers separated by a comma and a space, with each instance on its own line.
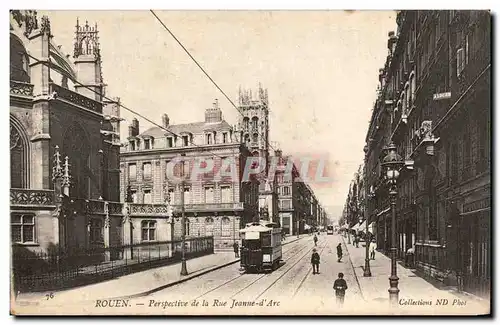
341, 235, 366, 301
111, 235, 306, 299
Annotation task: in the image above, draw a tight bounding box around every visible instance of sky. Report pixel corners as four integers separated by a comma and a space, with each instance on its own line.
41, 10, 397, 222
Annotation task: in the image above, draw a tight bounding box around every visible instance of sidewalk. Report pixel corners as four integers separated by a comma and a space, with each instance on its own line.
342, 236, 489, 314
16, 234, 307, 305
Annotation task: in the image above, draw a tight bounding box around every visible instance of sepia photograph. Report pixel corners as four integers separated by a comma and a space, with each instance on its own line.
7, 7, 492, 316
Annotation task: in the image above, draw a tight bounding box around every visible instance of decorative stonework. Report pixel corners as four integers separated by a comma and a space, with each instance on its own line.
10, 81, 34, 97
52, 84, 102, 114
10, 189, 55, 206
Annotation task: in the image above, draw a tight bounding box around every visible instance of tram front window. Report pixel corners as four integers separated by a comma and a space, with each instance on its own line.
243, 239, 260, 250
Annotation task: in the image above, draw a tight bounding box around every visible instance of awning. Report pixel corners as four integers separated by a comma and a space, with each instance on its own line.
304, 224, 312, 230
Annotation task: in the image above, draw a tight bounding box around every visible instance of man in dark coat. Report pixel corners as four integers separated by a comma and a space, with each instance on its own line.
333, 272, 348, 306
336, 243, 343, 262
313, 234, 318, 246
233, 241, 239, 258
311, 248, 320, 274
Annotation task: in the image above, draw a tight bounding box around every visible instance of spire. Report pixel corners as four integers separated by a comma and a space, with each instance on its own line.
52, 145, 63, 182
61, 156, 72, 197
73, 18, 101, 59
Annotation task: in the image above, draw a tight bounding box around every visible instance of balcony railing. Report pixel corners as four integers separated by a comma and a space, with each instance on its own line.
51, 84, 103, 114
129, 202, 244, 215
10, 81, 34, 97
10, 189, 55, 207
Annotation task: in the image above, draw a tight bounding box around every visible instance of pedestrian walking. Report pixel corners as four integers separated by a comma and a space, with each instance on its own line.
311, 248, 320, 274
233, 241, 239, 258
336, 243, 343, 262
355, 235, 359, 248
313, 234, 318, 246
333, 272, 348, 307
369, 239, 377, 260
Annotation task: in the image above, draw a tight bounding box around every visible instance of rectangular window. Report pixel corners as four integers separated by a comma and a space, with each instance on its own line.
283, 186, 291, 196
89, 218, 103, 243
144, 139, 151, 150
11, 214, 35, 243
131, 190, 138, 203
280, 199, 292, 210
144, 189, 152, 204
143, 162, 152, 180
223, 132, 228, 143
183, 187, 191, 204
168, 188, 175, 204
129, 141, 136, 151
128, 163, 137, 181
221, 185, 231, 203
204, 186, 214, 203
183, 136, 189, 146
167, 137, 173, 148
141, 220, 156, 241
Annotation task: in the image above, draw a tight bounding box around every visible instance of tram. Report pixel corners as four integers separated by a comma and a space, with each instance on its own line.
239, 220, 282, 273
326, 225, 334, 235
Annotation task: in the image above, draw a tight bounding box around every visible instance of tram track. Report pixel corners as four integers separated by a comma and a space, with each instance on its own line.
191, 238, 311, 301
224, 238, 326, 302
291, 238, 330, 298
253, 238, 328, 301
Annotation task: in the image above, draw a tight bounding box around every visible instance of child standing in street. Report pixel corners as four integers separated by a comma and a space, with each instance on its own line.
333, 272, 348, 307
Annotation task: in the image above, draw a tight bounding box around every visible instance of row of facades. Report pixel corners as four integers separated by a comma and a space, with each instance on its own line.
10, 10, 329, 261
341, 10, 490, 298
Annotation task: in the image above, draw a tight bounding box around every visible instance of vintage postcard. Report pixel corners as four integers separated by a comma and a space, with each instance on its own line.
9, 9, 491, 316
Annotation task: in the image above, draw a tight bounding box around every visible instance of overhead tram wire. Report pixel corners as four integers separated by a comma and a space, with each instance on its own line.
149, 10, 278, 154
22, 52, 228, 161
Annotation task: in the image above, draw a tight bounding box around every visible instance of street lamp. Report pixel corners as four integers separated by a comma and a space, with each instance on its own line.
381, 142, 404, 306
363, 145, 372, 277
179, 153, 188, 276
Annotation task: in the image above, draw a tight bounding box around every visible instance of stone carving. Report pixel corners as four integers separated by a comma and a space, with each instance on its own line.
10, 125, 21, 151
10, 81, 34, 97
11, 189, 55, 206
52, 84, 102, 113
40, 15, 50, 35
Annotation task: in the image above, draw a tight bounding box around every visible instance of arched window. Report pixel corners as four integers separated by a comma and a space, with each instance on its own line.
10, 121, 28, 188
243, 117, 249, 130
244, 134, 250, 143
10, 34, 30, 83
63, 123, 91, 199
251, 117, 259, 130
252, 133, 258, 143
205, 217, 214, 237
221, 217, 231, 237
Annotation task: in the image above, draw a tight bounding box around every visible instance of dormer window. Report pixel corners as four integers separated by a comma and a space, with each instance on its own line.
206, 134, 212, 145
129, 140, 136, 151
183, 135, 189, 146
223, 132, 228, 143
167, 137, 173, 148
144, 139, 151, 150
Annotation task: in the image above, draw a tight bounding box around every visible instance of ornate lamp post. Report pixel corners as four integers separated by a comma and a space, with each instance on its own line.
363, 145, 372, 277
381, 142, 404, 306
179, 153, 188, 276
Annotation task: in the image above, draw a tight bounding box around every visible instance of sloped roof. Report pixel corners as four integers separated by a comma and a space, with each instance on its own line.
140, 120, 233, 138
49, 41, 77, 81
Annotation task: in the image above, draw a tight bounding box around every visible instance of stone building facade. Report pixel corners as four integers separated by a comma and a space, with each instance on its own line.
119, 100, 259, 250
10, 11, 123, 256
363, 10, 490, 298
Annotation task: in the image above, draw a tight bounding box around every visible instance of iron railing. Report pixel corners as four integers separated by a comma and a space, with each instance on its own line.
12, 236, 214, 292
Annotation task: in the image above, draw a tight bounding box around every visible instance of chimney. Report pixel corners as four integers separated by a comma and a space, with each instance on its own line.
162, 114, 170, 129
128, 118, 139, 137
